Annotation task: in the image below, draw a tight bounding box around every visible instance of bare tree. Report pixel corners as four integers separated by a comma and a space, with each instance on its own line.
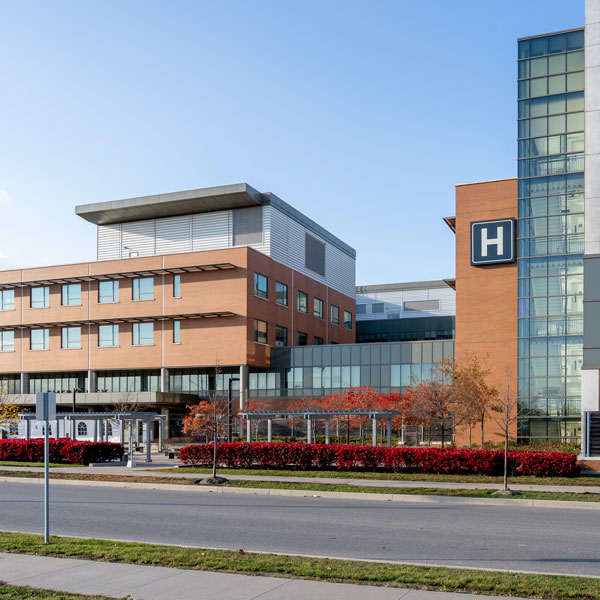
182, 365, 229, 482
0, 386, 19, 436
408, 369, 453, 447
490, 373, 519, 492
108, 391, 145, 414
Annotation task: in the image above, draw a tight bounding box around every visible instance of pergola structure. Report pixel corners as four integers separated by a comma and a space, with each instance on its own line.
18, 412, 166, 462
238, 410, 402, 447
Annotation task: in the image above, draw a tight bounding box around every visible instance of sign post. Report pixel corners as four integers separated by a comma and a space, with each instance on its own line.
36, 392, 56, 544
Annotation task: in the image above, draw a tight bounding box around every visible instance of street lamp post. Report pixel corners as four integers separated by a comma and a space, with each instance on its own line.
228, 377, 240, 442
71, 387, 82, 439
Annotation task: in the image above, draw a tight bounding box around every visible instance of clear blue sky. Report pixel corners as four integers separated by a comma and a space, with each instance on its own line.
0, 0, 584, 284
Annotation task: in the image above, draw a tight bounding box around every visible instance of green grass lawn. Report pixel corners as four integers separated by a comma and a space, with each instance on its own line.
0, 582, 116, 599
162, 466, 600, 486
1, 469, 599, 502
0, 531, 598, 600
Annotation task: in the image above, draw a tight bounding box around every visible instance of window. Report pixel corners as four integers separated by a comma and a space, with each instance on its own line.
0, 331, 14, 352
173, 274, 181, 298
77, 422, 87, 436
31, 286, 49, 308
132, 322, 154, 346
0, 289, 14, 311
61, 327, 81, 349
372, 303, 384, 314
297, 331, 308, 346
98, 280, 119, 303
297, 291, 308, 313
254, 319, 268, 344
98, 324, 119, 347
314, 336, 324, 345
331, 305, 340, 325
132, 277, 154, 301
173, 320, 181, 344
305, 233, 325, 276
276, 281, 288, 306
254, 273, 268, 299
62, 283, 81, 306
30, 329, 49, 350
314, 297, 324, 319
356, 304, 366, 315
275, 325, 288, 346
344, 310, 352, 330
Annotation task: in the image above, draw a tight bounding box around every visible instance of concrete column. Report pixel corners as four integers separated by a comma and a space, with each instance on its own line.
372, 417, 377, 447
126, 422, 136, 468
267, 419, 272, 442
25, 419, 30, 440
144, 421, 152, 462
158, 419, 164, 452
20, 373, 28, 395
120, 418, 125, 444
386, 418, 392, 448
93, 420, 98, 442
161, 407, 170, 440
307, 418, 312, 444
246, 418, 251, 443
87, 370, 96, 393
160, 367, 169, 393
325, 419, 330, 444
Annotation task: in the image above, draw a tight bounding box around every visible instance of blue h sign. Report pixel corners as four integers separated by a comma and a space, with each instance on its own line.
471, 218, 515, 266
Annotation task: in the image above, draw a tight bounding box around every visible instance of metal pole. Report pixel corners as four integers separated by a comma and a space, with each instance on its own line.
387, 418, 392, 448
44, 401, 49, 544
325, 419, 330, 444
145, 421, 152, 462
307, 418, 312, 444
372, 417, 377, 447
158, 418, 164, 452
246, 417, 251, 443
267, 419, 272, 442
71, 388, 78, 439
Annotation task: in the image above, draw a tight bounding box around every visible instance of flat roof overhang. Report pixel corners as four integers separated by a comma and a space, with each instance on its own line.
75, 183, 263, 225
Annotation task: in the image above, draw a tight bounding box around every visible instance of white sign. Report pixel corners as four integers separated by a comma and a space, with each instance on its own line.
35, 392, 56, 421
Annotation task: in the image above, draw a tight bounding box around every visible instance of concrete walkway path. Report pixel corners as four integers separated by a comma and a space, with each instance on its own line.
1, 458, 599, 495
0, 552, 530, 600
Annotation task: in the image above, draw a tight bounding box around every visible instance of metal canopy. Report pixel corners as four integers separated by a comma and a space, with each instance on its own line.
239, 410, 402, 418
19, 412, 165, 421
0, 263, 236, 290
75, 183, 263, 225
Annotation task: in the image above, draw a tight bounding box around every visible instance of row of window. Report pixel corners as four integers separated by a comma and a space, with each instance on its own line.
518, 91, 583, 119
518, 71, 584, 100
253, 273, 352, 329
518, 153, 583, 179
518, 255, 582, 278
0, 321, 182, 352
0, 276, 182, 312
253, 319, 325, 347
518, 193, 583, 218
518, 173, 584, 199
518, 274, 583, 298
518, 112, 583, 140
517, 234, 583, 258
518, 31, 583, 59
518, 356, 582, 378
518, 214, 583, 237
518, 50, 583, 80
518, 295, 582, 317
518, 336, 582, 358
518, 133, 584, 159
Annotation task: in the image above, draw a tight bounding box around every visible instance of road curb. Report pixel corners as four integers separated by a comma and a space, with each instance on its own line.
1, 475, 600, 510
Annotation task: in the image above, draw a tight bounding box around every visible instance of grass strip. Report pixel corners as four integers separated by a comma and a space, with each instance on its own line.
0, 582, 115, 599
1, 469, 600, 502
162, 466, 600, 487
0, 462, 81, 468
0, 531, 598, 600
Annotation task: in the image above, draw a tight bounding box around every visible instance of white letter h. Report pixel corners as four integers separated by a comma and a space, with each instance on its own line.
481, 226, 503, 257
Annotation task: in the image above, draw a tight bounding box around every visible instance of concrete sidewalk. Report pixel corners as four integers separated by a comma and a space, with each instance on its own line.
0, 552, 530, 600
1, 459, 600, 495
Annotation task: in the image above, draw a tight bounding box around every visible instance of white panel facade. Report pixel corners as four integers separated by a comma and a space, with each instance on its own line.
356, 285, 455, 320
97, 225, 121, 261
121, 220, 156, 257
268, 206, 355, 298
94, 202, 355, 299
156, 215, 192, 255
192, 211, 230, 251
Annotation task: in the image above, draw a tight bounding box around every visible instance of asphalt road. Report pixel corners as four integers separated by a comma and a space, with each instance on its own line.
0, 481, 598, 577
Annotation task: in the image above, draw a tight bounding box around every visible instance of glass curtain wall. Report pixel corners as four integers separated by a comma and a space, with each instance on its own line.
517, 29, 584, 443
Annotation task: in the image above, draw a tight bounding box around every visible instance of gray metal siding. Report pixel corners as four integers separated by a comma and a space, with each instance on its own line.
98, 225, 122, 260
122, 220, 156, 257
156, 215, 191, 255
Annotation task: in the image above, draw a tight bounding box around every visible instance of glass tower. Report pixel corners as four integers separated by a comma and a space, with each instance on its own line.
517, 29, 585, 443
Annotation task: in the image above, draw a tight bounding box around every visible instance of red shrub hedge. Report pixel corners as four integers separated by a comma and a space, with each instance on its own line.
179, 442, 579, 477
0, 438, 123, 465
